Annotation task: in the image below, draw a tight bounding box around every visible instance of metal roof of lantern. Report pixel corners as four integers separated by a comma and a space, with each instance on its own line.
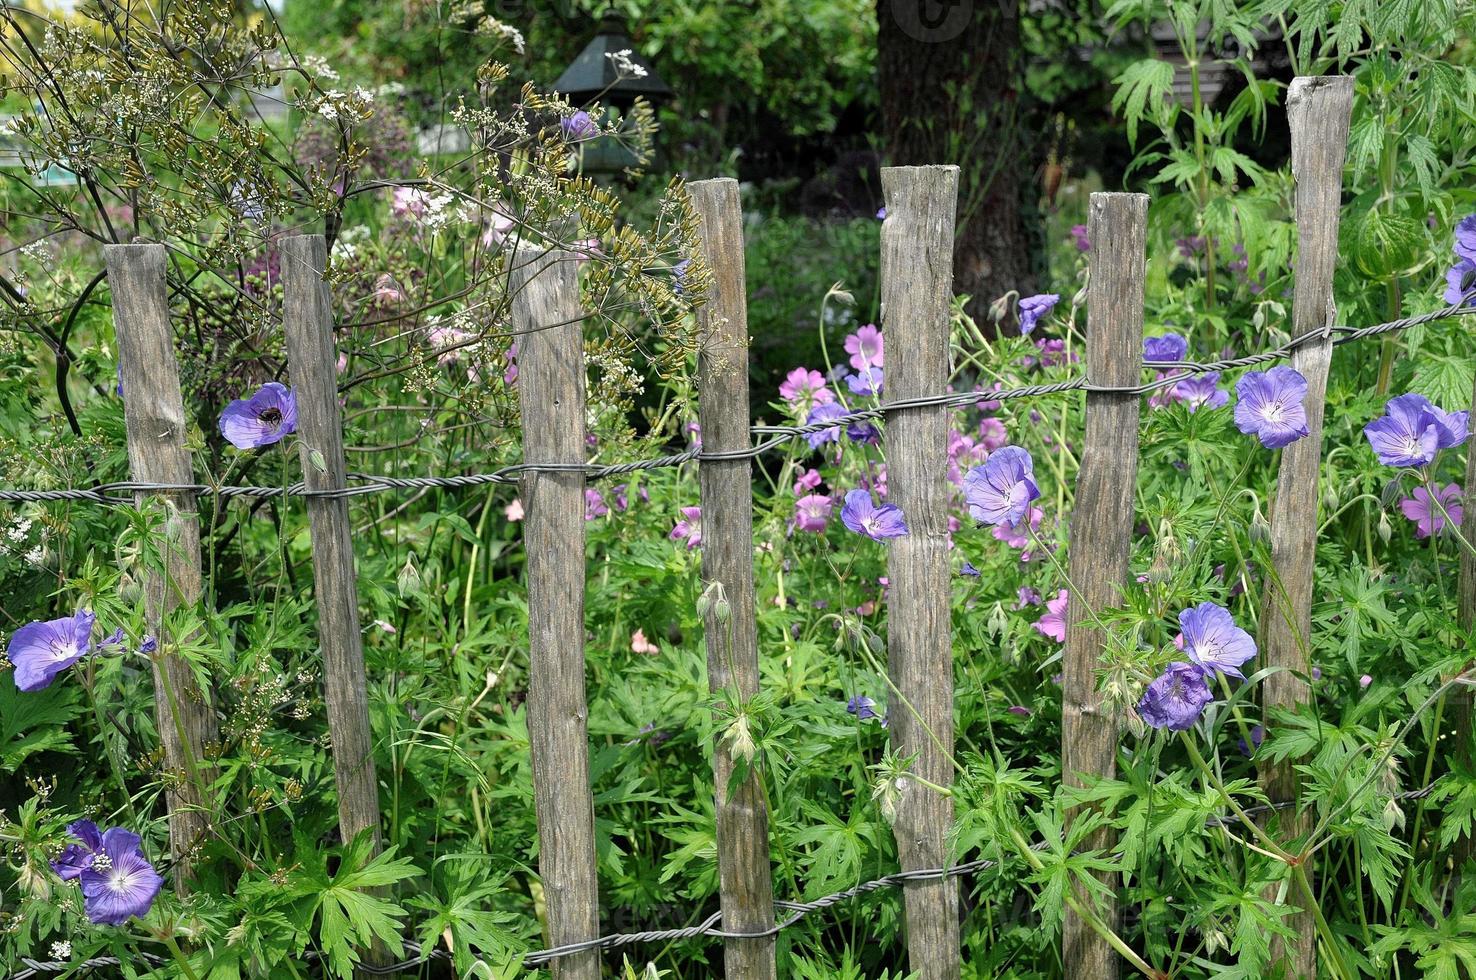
551, 9, 671, 105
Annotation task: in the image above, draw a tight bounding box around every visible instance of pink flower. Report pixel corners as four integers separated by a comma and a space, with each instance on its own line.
794, 494, 833, 533
778, 368, 835, 414
1033, 589, 1068, 642
844, 324, 884, 371
571, 238, 602, 263
505, 499, 524, 521
371, 274, 403, 306
631, 629, 660, 655
426, 319, 476, 367
585, 489, 610, 520
392, 186, 431, 217
504, 339, 519, 386
670, 506, 702, 549
992, 506, 1043, 555
794, 468, 823, 495
1398, 483, 1464, 538
481, 206, 516, 247
978, 417, 1008, 451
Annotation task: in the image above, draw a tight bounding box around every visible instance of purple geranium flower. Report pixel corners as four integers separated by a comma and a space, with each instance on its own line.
844, 324, 884, 371
962, 446, 1040, 527
846, 367, 883, 396
1237, 723, 1265, 758
1364, 393, 1469, 468
840, 489, 909, 540
1179, 602, 1257, 680
51, 819, 103, 881
76, 827, 164, 926
960, 561, 981, 577
1143, 333, 1188, 363
218, 382, 298, 450
562, 110, 599, 140
1234, 367, 1310, 448
1399, 483, 1464, 538
1017, 293, 1060, 336
1173, 372, 1229, 411
669, 507, 702, 549
584, 488, 609, 520
780, 368, 835, 414
794, 494, 832, 533
1070, 225, 1091, 252
805, 402, 847, 449
1456, 213, 1476, 263
1137, 662, 1215, 731
9, 610, 95, 692
1033, 589, 1068, 642
847, 695, 881, 721
1446, 258, 1476, 305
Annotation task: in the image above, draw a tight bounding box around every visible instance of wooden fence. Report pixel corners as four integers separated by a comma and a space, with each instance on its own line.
101, 73, 1458, 977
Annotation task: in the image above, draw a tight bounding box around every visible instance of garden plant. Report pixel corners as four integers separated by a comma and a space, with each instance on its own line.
2, 1, 1476, 978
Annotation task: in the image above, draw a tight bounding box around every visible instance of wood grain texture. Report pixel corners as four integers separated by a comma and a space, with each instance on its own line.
689, 177, 777, 980
511, 249, 602, 980
1456, 361, 1476, 871
880, 164, 961, 980
1061, 192, 1149, 980
107, 244, 218, 889
1256, 76, 1353, 980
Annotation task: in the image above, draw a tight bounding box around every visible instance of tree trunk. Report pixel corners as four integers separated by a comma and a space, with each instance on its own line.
877, 0, 1033, 318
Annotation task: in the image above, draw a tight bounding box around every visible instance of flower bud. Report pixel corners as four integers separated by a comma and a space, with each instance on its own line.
987, 293, 1011, 324
396, 554, 422, 597
1377, 510, 1392, 544
1249, 505, 1271, 546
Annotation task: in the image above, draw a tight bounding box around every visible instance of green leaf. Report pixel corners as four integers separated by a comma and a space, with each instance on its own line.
0, 679, 83, 768
1111, 59, 1177, 147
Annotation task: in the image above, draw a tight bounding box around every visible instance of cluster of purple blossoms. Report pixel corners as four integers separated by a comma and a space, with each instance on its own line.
840, 490, 908, 540
1442, 214, 1476, 305
52, 820, 164, 925
1137, 602, 1256, 731
1017, 293, 1060, 336
1234, 367, 1310, 448
1069, 225, 1091, 252
586, 483, 647, 521
219, 382, 298, 450
963, 447, 1040, 528
1363, 393, 1468, 468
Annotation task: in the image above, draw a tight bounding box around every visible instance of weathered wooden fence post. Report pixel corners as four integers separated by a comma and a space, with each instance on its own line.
689, 177, 777, 978
1061, 191, 1149, 979
108, 244, 218, 888
1256, 75, 1354, 978
281, 235, 385, 872
1457, 364, 1476, 871
880, 164, 961, 980
511, 248, 602, 980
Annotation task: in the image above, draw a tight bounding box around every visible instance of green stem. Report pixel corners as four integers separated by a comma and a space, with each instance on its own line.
1293, 861, 1353, 980
161, 933, 202, 980
1180, 733, 1292, 861
1004, 826, 1160, 979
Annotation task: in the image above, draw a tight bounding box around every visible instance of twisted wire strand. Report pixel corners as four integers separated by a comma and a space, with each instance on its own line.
0, 304, 1470, 506
3, 781, 1440, 978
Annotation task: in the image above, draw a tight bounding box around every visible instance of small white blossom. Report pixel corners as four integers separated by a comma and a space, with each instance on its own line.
605, 49, 648, 79
50, 941, 71, 959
